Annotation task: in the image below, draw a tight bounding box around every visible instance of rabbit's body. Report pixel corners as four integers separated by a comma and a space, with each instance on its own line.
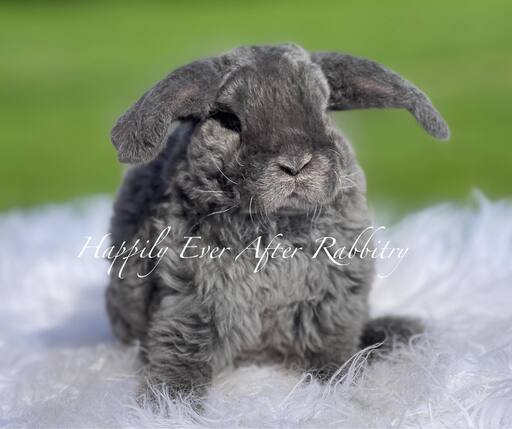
108, 118, 372, 389
106, 43, 448, 396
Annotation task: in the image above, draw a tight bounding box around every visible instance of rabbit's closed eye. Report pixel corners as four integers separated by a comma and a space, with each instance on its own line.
208, 109, 242, 133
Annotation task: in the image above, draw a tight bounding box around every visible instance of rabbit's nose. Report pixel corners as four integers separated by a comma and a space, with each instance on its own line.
277, 154, 312, 176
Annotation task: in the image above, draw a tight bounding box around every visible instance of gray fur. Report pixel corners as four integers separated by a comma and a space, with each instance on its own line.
106, 44, 448, 397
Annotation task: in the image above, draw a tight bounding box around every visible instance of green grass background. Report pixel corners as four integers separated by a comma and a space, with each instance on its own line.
1, 0, 511, 215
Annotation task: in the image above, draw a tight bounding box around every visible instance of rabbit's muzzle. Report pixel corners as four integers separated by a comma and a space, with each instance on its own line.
253, 151, 340, 212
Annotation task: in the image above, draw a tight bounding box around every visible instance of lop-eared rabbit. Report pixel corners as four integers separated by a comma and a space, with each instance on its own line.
106, 43, 449, 397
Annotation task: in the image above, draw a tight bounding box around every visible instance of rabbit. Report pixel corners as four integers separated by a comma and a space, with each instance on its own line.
105, 43, 449, 398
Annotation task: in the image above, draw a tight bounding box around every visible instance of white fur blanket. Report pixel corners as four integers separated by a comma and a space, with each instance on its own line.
1, 195, 511, 428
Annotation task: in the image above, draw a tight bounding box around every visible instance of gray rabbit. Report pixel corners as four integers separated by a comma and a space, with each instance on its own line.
106, 43, 449, 397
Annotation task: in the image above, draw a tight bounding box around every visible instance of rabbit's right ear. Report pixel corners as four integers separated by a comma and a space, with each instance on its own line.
111, 59, 223, 164
312, 52, 450, 140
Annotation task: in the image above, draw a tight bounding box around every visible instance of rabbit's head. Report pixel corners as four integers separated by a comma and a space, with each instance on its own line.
111, 44, 449, 214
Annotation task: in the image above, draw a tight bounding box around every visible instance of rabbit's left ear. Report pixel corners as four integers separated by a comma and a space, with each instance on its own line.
312, 52, 450, 140
111, 58, 223, 163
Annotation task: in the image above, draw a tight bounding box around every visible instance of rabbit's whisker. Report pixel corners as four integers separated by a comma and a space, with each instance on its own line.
316, 206, 324, 223
255, 192, 270, 227
334, 171, 357, 192
209, 155, 239, 185
249, 196, 256, 226
327, 148, 342, 160
310, 204, 317, 230
196, 190, 226, 194
204, 204, 239, 218
341, 176, 357, 187
234, 154, 245, 167
187, 204, 239, 233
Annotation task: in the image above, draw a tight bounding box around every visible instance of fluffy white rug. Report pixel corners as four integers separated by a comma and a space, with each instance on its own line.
1, 194, 511, 428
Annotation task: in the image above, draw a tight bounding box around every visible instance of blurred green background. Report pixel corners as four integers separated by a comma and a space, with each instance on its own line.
1, 0, 511, 215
